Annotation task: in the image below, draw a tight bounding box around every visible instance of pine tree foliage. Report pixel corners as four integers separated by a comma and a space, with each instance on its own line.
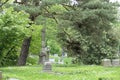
57, 0, 119, 64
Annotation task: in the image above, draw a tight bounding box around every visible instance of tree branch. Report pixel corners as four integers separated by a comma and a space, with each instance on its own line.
61, 4, 77, 11
43, 7, 58, 24
0, 0, 9, 7
63, 29, 73, 42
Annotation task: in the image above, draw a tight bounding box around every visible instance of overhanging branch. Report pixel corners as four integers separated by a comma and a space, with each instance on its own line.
0, 0, 9, 7
43, 7, 58, 24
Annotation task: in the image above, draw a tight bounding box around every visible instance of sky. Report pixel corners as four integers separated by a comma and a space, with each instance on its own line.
70, 0, 78, 6
70, 0, 120, 5
110, 0, 120, 2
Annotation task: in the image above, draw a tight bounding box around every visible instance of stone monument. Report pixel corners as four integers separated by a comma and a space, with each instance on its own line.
39, 27, 47, 64
101, 59, 112, 67
8, 78, 19, 80
46, 46, 50, 61
112, 59, 120, 66
42, 62, 52, 72
39, 50, 47, 64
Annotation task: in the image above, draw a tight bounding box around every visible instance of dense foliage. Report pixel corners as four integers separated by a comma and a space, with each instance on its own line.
0, 7, 30, 66
57, 0, 119, 64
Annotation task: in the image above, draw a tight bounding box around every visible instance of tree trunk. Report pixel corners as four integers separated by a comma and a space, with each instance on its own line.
14, 0, 40, 66
17, 37, 31, 66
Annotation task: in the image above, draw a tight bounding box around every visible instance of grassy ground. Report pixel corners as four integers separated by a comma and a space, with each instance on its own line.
0, 65, 120, 80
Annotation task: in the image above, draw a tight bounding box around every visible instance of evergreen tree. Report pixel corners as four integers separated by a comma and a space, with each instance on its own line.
57, 0, 119, 64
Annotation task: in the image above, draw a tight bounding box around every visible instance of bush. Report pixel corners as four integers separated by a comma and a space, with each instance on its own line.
63, 57, 72, 64
26, 55, 38, 65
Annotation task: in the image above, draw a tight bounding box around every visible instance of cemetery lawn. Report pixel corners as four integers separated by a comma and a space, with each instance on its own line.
0, 65, 120, 80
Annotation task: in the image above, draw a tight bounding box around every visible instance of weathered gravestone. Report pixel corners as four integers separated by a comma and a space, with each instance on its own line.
8, 78, 19, 80
43, 62, 52, 72
49, 58, 55, 63
101, 59, 112, 67
39, 51, 47, 64
0, 71, 2, 80
112, 59, 120, 66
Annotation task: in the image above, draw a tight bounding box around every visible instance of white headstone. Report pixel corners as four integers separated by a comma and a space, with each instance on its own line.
58, 61, 64, 64
49, 58, 55, 63
8, 78, 19, 80
101, 59, 112, 67
54, 54, 58, 57
64, 53, 67, 57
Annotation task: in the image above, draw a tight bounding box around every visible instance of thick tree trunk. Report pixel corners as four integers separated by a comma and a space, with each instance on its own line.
17, 37, 31, 66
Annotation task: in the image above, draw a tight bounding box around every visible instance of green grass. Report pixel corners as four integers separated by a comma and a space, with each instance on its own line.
0, 65, 120, 80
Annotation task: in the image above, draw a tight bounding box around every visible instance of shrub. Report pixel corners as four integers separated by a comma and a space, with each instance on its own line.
26, 55, 38, 65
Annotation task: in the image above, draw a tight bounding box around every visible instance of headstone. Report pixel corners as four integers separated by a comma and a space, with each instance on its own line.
43, 62, 52, 72
8, 78, 19, 80
64, 53, 67, 57
58, 61, 64, 64
101, 59, 112, 67
54, 54, 58, 57
49, 58, 55, 63
112, 59, 120, 66
0, 71, 2, 80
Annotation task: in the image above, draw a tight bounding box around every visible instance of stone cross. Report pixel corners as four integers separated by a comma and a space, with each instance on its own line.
39, 27, 48, 64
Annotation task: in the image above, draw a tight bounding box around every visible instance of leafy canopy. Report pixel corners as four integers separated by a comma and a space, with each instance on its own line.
0, 7, 30, 66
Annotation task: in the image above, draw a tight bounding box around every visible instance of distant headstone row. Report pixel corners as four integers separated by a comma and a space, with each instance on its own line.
102, 59, 120, 67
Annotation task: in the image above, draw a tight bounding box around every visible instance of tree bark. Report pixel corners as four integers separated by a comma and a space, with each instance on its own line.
17, 37, 31, 66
